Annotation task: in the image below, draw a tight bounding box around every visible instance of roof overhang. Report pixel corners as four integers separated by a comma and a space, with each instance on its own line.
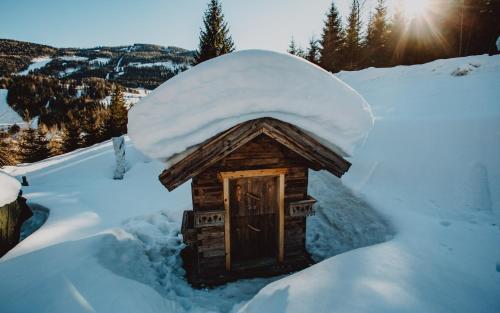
159, 117, 351, 191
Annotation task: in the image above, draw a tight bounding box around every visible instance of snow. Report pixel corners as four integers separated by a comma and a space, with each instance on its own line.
128, 61, 183, 71
0, 171, 20, 207
128, 50, 374, 163
89, 57, 111, 66
238, 54, 500, 313
123, 88, 150, 107
17, 56, 52, 75
100, 88, 149, 108
58, 55, 88, 62
0, 89, 24, 129
59, 67, 79, 77
0, 54, 499, 313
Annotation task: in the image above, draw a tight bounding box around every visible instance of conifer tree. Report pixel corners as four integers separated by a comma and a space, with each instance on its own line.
34, 124, 50, 161
0, 132, 16, 166
17, 126, 38, 163
194, 0, 235, 65
107, 86, 128, 137
82, 106, 105, 146
306, 37, 320, 64
319, 2, 345, 72
345, 0, 362, 70
388, 2, 407, 65
287, 36, 304, 57
61, 113, 81, 153
48, 131, 63, 156
364, 0, 390, 67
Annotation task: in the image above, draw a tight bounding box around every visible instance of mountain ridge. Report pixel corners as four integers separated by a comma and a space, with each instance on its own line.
0, 39, 195, 89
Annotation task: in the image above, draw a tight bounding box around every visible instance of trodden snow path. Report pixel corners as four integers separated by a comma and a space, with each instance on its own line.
0, 54, 499, 313
0, 137, 390, 313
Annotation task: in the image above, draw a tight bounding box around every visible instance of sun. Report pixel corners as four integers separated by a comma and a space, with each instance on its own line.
401, 0, 431, 18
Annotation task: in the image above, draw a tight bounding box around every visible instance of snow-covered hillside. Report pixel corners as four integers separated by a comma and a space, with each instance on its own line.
17, 56, 52, 75
0, 54, 499, 313
0, 89, 24, 130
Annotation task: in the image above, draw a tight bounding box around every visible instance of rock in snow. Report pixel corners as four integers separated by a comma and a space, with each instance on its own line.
128, 50, 373, 164
0, 171, 20, 207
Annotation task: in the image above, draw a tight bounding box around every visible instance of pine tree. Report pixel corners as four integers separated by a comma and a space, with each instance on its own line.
48, 131, 63, 156
0, 132, 16, 166
17, 126, 38, 163
107, 86, 128, 138
364, 0, 390, 67
319, 2, 345, 72
34, 124, 50, 161
306, 37, 320, 64
345, 0, 362, 70
194, 0, 235, 65
61, 114, 81, 153
388, 2, 407, 65
82, 106, 106, 146
287, 36, 304, 57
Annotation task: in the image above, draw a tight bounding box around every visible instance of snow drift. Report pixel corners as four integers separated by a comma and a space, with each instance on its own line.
1, 54, 499, 313
0, 89, 24, 129
0, 171, 20, 207
128, 49, 374, 163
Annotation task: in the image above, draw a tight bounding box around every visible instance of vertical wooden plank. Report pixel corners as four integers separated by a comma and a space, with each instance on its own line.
223, 177, 231, 271
278, 173, 285, 262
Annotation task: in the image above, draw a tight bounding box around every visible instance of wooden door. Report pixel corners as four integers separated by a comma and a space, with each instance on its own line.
229, 176, 278, 265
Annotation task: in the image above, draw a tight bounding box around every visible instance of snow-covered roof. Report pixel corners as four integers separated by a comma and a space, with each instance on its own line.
0, 171, 20, 207
128, 49, 373, 165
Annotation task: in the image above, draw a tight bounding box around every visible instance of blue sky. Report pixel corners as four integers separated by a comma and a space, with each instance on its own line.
0, 0, 396, 51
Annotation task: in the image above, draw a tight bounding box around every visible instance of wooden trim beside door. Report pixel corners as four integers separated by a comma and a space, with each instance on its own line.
278, 173, 285, 262
223, 177, 231, 271
222, 168, 287, 271
219, 168, 288, 180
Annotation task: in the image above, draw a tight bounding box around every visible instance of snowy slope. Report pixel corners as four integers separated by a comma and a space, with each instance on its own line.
17, 56, 52, 75
239, 54, 500, 313
0, 89, 24, 129
0, 171, 20, 207
0, 55, 499, 313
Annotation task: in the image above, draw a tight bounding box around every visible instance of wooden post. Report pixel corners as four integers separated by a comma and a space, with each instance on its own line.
223, 177, 231, 271
278, 173, 285, 262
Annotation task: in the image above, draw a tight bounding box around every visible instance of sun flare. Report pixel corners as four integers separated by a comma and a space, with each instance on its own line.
401, 0, 431, 18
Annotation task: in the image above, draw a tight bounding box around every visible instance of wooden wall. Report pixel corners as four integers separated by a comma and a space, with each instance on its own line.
185, 134, 311, 280
191, 134, 309, 211
0, 197, 32, 257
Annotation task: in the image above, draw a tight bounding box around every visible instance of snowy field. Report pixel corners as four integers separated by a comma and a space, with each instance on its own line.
0, 54, 499, 313
0, 89, 24, 130
17, 56, 52, 75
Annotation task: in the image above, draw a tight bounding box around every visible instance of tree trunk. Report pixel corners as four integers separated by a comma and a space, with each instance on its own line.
112, 136, 126, 180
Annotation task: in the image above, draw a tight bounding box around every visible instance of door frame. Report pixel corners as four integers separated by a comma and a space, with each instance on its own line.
219, 168, 287, 271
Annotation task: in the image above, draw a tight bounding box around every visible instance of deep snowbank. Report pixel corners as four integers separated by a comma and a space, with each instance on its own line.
0, 138, 389, 313
239, 54, 500, 313
0, 89, 24, 129
0, 54, 499, 313
0, 171, 20, 207
128, 49, 373, 162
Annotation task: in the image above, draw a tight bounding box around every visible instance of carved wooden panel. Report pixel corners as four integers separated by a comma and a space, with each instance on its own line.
194, 210, 225, 228
289, 196, 317, 217
181, 210, 197, 244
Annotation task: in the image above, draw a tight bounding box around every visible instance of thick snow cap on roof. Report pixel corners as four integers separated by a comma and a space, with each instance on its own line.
0, 171, 20, 207
128, 49, 373, 166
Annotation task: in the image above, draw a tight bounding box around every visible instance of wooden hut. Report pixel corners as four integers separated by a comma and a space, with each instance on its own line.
128, 50, 373, 286
159, 117, 351, 286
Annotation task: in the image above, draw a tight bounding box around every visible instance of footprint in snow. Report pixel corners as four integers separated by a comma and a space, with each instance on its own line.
440, 221, 451, 227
